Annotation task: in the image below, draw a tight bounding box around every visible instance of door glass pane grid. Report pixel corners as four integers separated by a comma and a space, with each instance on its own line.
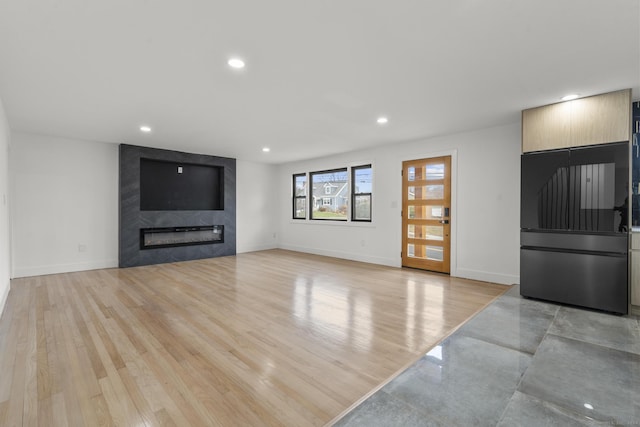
407, 244, 444, 261
426, 164, 445, 180
408, 185, 444, 200
408, 205, 444, 220
406, 163, 445, 182
408, 225, 444, 241
408, 166, 416, 181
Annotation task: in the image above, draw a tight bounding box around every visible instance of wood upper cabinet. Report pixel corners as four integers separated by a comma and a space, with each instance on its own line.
522, 101, 572, 152
522, 89, 631, 153
570, 90, 632, 147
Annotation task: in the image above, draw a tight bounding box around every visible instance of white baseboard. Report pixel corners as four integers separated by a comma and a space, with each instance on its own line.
279, 243, 398, 267
277, 245, 519, 286
246, 244, 521, 286
454, 267, 519, 285
237, 243, 278, 254
0, 280, 9, 318
9, 253, 519, 290
12, 259, 118, 278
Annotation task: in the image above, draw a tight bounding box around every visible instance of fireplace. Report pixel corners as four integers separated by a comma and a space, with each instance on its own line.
119, 144, 236, 267
140, 225, 224, 250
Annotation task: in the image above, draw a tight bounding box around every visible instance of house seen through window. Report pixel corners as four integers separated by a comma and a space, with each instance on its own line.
311, 169, 348, 220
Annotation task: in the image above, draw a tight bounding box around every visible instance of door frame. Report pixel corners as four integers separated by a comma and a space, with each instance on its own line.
399, 149, 457, 276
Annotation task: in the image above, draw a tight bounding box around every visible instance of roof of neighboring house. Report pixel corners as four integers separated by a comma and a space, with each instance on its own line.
312, 181, 348, 198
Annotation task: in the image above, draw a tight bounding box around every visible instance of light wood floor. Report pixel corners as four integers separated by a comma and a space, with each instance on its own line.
0, 249, 507, 426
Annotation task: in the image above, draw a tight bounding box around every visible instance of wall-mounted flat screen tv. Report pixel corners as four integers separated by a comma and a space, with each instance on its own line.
140, 158, 224, 211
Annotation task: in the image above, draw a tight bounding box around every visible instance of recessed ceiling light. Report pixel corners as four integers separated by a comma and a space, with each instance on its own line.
377, 117, 389, 124
262, 147, 270, 152
140, 125, 152, 133
228, 58, 245, 69
561, 94, 579, 101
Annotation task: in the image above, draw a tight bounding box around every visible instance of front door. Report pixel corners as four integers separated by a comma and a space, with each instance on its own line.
402, 156, 451, 273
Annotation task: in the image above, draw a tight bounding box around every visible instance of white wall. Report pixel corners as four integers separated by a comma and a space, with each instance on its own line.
10, 132, 119, 277
277, 123, 521, 285
9, 135, 279, 276
0, 98, 11, 316
236, 160, 279, 253
8, 123, 520, 284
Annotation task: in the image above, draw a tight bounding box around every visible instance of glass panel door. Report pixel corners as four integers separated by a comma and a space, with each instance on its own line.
402, 156, 451, 273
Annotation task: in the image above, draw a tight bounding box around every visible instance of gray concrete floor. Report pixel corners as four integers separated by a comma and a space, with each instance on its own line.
334, 285, 640, 426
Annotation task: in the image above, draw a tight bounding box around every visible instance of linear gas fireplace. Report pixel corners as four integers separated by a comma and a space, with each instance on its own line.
140, 225, 224, 250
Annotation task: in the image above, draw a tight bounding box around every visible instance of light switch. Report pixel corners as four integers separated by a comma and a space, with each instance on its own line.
178, 166, 183, 174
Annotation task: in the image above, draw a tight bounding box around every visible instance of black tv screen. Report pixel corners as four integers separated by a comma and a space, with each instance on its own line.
140, 158, 224, 211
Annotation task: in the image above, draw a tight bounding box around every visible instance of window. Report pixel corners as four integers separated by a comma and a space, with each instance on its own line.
311, 169, 348, 220
352, 165, 372, 221
293, 173, 307, 219
292, 164, 372, 222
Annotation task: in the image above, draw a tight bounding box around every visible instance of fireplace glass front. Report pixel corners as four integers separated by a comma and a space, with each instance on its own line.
140, 225, 224, 249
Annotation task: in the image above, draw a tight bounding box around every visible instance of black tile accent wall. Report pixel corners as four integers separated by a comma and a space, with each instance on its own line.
119, 144, 236, 267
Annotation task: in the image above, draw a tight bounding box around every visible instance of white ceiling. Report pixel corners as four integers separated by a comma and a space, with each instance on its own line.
0, 0, 638, 164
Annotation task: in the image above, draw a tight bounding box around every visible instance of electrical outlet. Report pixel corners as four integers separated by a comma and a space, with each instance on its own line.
78, 244, 87, 253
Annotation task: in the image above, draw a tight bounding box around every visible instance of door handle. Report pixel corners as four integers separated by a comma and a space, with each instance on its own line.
440, 220, 449, 224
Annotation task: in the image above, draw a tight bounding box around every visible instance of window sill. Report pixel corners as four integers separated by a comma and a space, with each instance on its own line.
289, 219, 376, 228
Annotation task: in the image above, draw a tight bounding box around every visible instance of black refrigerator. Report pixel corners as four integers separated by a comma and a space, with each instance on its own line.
520, 141, 629, 314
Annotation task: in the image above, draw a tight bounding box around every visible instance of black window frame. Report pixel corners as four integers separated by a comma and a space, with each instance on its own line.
292, 173, 307, 220
351, 164, 372, 222
292, 164, 373, 223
